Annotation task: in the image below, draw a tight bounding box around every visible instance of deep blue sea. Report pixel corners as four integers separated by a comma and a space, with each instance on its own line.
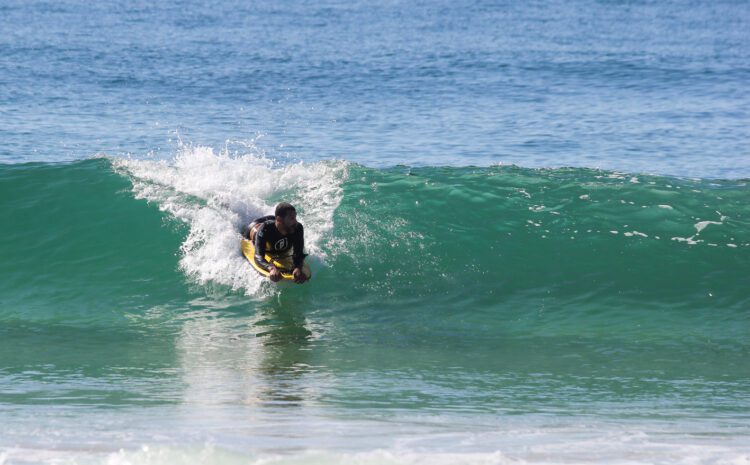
1, 1, 749, 464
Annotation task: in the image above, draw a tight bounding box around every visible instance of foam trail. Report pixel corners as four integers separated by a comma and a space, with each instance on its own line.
113, 144, 346, 295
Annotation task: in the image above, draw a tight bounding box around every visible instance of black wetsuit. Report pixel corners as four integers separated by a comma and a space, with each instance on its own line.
249, 215, 305, 272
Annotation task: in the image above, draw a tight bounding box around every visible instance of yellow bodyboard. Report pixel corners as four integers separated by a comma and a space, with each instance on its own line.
241, 238, 311, 281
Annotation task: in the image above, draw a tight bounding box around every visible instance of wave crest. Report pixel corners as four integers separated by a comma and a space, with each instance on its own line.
114, 144, 346, 295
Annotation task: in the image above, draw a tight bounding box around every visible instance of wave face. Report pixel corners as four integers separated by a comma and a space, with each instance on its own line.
0, 158, 187, 326
328, 164, 750, 340
2, 151, 750, 464
2, 153, 749, 338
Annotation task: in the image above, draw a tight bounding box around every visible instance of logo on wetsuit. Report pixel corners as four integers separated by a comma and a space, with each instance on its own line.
273, 238, 288, 251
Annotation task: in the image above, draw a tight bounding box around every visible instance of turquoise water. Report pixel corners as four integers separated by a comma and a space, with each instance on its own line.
2, 0, 750, 463
1, 155, 749, 464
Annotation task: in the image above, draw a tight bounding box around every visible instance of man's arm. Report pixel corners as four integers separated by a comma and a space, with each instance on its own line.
253, 224, 274, 272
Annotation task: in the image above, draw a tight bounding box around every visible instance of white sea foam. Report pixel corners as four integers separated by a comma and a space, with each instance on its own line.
112, 144, 346, 295
4, 434, 750, 465
102, 447, 516, 465
670, 215, 727, 247
695, 220, 722, 234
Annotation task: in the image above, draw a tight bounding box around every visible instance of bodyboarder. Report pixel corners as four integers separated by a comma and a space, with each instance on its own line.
243, 202, 309, 284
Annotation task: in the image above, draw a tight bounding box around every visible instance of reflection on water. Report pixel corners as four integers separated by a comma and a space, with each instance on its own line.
247, 295, 315, 406
177, 291, 322, 409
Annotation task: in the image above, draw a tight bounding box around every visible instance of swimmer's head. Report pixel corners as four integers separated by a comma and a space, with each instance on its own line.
275, 202, 298, 232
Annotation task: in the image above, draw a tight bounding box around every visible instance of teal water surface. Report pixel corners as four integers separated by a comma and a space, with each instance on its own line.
2, 0, 750, 460
1, 157, 748, 463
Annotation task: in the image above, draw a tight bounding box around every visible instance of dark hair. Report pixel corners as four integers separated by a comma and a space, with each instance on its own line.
275, 202, 296, 218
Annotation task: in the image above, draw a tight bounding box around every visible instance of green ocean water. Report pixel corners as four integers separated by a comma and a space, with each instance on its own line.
1, 156, 749, 464
4, 0, 750, 461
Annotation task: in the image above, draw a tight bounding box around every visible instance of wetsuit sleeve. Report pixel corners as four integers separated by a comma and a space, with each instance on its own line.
293, 224, 305, 269
253, 223, 273, 272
